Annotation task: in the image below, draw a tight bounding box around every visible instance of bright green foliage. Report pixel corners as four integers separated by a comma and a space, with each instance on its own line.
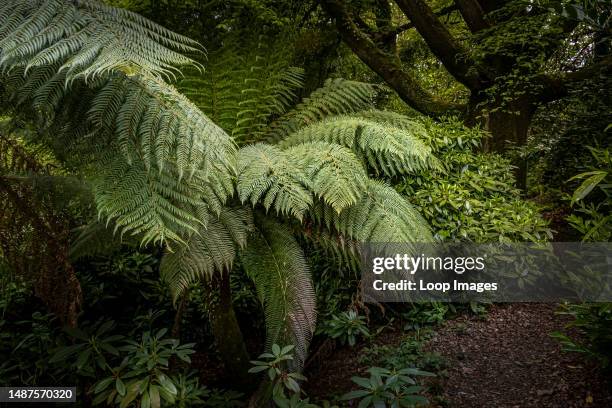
171, 44, 436, 370
0, 0, 237, 246
398, 118, 551, 243
314, 180, 433, 243
267, 78, 378, 141
280, 115, 439, 177
237, 144, 314, 220
285, 142, 367, 212
0, 0, 438, 382
567, 147, 611, 241
0, 0, 199, 80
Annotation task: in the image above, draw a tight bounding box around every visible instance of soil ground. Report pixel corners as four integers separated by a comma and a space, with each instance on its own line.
306, 303, 612, 407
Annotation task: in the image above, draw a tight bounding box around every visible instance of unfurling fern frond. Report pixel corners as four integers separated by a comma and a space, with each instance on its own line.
313, 179, 433, 243
0, 0, 201, 82
241, 216, 316, 368
160, 207, 254, 300
266, 79, 378, 141
280, 115, 439, 176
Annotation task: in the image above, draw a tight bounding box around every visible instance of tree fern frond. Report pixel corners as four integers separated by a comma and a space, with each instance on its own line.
280, 114, 439, 176
92, 157, 210, 246
237, 141, 368, 218
93, 74, 237, 181
0, 0, 201, 82
177, 41, 304, 143
237, 143, 313, 220
266, 79, 378, 141
2, 67, 237, 245
352, 109, 423, 127
313, 179, 433, 244
300, 226, 361, 274
286, 142, 368, 213
160, 207, 254, 301
241, 216, 316, 368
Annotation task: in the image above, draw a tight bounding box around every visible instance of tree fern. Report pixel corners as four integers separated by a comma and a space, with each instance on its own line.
237, 141, 368, 218
237, 143, 313, 220
287, 141, 368, 212
312, 179, 433, 244
0, 4, 237, 245
280, 115, 439, 176
241, 216, 316, 368
0, 1, 439, 381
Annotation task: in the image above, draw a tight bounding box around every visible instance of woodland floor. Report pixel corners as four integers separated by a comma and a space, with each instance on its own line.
306, 303, 612, 408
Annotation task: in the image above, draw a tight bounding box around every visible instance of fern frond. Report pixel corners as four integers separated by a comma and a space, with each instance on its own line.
0, 0, 201, 82
286, 142, 368, 212
160, 207, 254, 300
241, 216, 316, 368
178, 41, 304, 143
300, 226, 361, 274
237, 141, 368, 218
3, 66, 237, 245
313, 179, 433, 243
237, 143, 313, 220
266, 79, 378, 141
280, 115, 439, 176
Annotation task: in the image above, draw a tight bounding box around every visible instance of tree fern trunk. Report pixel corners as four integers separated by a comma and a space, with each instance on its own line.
205, 272, 252, 389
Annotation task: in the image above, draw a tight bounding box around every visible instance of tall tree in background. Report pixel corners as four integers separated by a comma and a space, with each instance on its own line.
319, 0, 611, 188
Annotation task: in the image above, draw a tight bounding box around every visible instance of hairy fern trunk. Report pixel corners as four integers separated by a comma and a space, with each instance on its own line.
205, 273, 252, 389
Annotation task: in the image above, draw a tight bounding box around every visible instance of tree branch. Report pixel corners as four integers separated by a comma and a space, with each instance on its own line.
536, 55, 612, 103
394, 0, 484, 90
320, 0, 464, 117
378, 4, 459, 40
454, 0, 489, 32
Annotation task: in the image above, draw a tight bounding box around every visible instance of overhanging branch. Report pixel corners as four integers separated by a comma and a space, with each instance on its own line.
320, 0, 464, 117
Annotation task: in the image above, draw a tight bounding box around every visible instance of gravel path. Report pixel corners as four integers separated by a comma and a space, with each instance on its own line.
426, 303, 612, 408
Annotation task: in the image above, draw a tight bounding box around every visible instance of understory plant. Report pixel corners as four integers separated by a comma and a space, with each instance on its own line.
341, 367, 434, 408
396, 117, 552, 243
553, 145, 612, 370
318, 310, 370, 346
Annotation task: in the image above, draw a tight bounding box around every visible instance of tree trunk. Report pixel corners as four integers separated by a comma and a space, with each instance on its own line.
466, 96, 534, 191
204, 272, 252, 389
